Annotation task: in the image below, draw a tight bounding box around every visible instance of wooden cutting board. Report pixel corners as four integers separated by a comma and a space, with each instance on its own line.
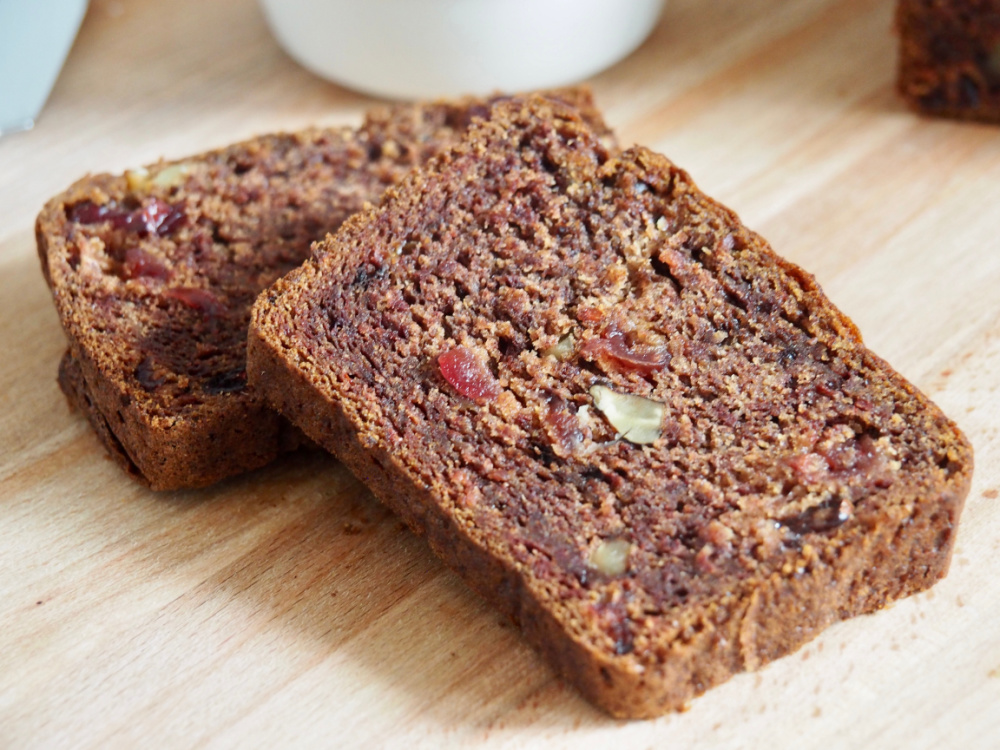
2, 0, 998, 747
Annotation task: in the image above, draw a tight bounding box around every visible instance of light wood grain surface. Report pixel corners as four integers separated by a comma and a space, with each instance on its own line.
2, 0, 999, 747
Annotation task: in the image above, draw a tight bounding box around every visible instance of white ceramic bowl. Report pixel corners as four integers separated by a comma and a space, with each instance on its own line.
258, 0, 665, 100
0, 0, 89, 134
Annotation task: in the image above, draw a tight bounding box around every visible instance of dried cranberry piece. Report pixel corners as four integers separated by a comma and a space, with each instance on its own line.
67, 200, 106, 224
67, 200, 132, 226
123, 247, 171, 280
822, 434, 879, 474
163, 287, 224, 316
581, 323, 669, 375
67, 198, 186, 237
111, 211, 145, 233
156, 207, 187, 236
140, 198, 187, 236
829, 434, 892, 489
852, 435, 883, 473
542, 394, 583, 455
438, 346, 499, 402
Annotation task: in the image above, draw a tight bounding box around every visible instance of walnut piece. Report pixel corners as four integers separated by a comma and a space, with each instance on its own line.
589, 538, 631, 576
125, 163, 193, 193
541, 333, 575, 360
589, 385, 664, 445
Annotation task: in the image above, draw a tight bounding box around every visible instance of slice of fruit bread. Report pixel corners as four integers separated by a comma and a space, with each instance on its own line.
247, 96, 972, 717
37, 89, 611, 490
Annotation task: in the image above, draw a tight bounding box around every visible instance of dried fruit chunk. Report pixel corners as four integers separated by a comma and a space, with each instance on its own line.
163, 287, 224, 316
438, 346, 500, 403
67, 200, 132, 227
123, 247, 171, 280
66, 198, 186, 237
140, 199, 187, 237
541, 393, 584, 455
589, 385, 664, 445
581, 323, 668, 375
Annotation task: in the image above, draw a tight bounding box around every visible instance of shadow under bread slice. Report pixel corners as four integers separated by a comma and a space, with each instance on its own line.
38, 89, 613, 490
247, 96, 972, 717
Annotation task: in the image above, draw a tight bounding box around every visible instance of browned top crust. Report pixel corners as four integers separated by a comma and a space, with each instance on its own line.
37, 89, 611, 489
249, 96, 971, 717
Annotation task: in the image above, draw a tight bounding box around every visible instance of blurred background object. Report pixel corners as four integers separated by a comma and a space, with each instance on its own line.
0, 0, 89, 135
258, 0, 666, 100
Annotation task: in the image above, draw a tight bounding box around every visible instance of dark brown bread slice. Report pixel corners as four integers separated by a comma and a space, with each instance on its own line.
37, 89, 612, 489
247, 97, 972, 717
897, 0, 1000, 122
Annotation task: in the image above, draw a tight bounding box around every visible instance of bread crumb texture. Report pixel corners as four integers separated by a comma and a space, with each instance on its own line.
248, 96, 972, 717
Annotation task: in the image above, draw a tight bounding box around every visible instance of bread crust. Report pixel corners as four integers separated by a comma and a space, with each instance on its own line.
248, 97, 972, 717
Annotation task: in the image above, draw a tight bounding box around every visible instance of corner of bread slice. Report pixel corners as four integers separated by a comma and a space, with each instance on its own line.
60, 342, 297, 490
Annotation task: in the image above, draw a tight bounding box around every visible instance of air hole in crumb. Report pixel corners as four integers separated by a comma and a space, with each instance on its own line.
650, 256, 682, 293
498, 335, 521, 358
724, 291, 748, 314
780, 311, 812, 338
